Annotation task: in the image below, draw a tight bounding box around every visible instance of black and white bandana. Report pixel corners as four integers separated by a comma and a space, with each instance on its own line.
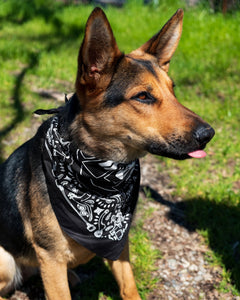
42, 116, 140, 260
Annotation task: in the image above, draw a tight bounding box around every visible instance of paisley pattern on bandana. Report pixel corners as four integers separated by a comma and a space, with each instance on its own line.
42, 117, 140, 259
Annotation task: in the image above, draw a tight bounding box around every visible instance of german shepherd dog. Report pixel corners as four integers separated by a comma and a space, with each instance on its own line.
0, 7, 214, 300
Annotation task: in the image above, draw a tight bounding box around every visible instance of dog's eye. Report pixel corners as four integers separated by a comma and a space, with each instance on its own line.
138, 93, 147, 100
131, 92, 156, 104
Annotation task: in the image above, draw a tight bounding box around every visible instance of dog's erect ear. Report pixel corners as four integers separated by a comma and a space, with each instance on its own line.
77, 7, 122, 90
138, 9, 183, 72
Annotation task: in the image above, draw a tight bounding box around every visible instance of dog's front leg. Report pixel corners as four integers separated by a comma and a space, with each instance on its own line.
35, 247, 71, 300
108, 239, 141, 300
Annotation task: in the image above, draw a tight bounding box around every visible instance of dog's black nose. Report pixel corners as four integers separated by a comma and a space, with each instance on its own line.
194, 124, 215, 145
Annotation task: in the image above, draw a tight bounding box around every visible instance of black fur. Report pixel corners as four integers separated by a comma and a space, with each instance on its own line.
0, 94, 80, 257
0, 141, 32, 255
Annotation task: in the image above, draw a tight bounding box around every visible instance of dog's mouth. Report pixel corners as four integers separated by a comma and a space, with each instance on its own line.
146, 141, 209, 161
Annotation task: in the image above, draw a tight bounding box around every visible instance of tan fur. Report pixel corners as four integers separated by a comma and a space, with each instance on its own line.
108, 240, 141, 300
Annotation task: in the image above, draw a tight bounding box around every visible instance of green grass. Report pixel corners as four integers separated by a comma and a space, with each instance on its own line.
130, 203, 161, 298
0, 0, 240, 298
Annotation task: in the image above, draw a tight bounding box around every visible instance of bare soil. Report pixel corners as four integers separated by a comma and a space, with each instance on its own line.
140, 155, 238, 300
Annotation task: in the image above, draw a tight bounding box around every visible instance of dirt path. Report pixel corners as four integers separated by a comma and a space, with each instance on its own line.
140, 155, 238, 300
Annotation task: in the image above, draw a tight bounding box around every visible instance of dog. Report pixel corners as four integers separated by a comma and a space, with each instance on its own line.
0, 7, 215, 300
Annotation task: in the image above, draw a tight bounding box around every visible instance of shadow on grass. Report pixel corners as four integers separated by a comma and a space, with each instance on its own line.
0, 52, 39, 163
0, 8, 85, 163
143, 185, 240, 293
72, 257, 121, 300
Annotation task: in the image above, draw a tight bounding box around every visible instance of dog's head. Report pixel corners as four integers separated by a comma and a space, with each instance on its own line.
73, 7, 214, 162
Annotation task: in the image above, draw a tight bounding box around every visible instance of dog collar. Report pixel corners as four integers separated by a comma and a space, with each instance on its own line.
42, 116, 140, 260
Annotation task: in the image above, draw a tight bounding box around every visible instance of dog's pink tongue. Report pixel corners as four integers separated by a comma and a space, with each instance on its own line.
188, 150, 207, 158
